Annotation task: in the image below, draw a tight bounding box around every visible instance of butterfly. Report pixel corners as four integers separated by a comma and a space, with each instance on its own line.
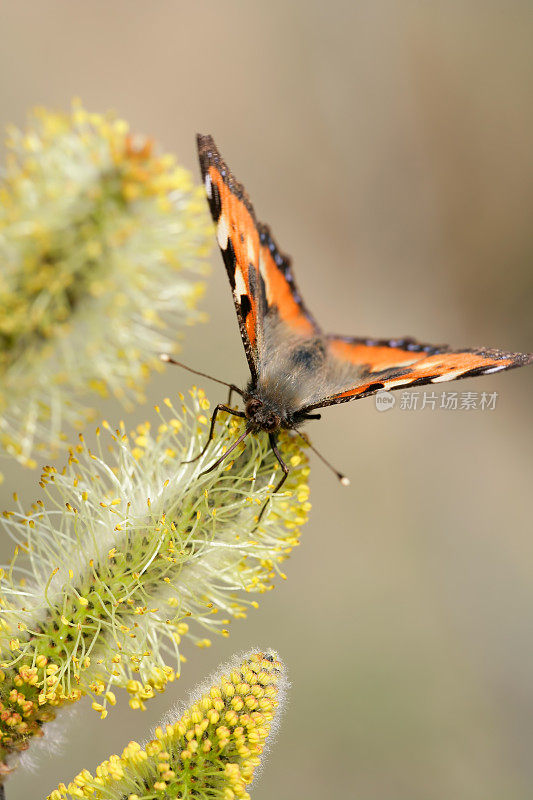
162, 134, 532, 500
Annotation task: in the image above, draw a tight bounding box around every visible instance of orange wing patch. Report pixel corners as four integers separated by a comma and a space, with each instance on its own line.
304, 341, 533, 410
207, 162, 262, 348
198, 135, 264, 380
328, 337, 434, 371
198, 134, 320, 383
257, 224, 318, 336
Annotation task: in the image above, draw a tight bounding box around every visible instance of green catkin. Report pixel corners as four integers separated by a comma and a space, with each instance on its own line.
0, 101, 211, 468
47, 649, 287, 800
0, 389, 309, 770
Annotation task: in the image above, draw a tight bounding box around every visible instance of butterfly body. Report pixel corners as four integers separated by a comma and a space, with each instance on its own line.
168, 134, 532, 500
243, 326, 326, 423
243, 378, 322, 434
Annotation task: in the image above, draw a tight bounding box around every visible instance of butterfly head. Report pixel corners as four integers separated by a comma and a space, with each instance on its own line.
244, 397, 281, 433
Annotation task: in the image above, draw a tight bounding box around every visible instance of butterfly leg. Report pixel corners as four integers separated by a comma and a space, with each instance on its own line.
182, 404, 246, 464
268, 434, 290, 494
257, 434, 290, 523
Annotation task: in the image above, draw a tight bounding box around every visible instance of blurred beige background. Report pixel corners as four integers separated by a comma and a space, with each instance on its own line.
1, 2, 532, 798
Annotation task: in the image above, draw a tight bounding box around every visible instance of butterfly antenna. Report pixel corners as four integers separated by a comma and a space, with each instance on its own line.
298, 432, 350, 486
160, 354, 244, 396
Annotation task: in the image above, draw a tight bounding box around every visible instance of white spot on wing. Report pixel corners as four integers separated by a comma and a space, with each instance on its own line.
205, 174, 212, 199
247, 237, 256, 264
483, 364, 507, 374
234, 268, 247, 300
217, 215, 229, 250
431, 370, 464, 383
384, 377, 419, 389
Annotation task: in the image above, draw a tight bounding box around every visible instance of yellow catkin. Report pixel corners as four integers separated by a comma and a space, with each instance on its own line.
48, 651, 285, 800
0, 391, 309, 772
0, 101, 211, 467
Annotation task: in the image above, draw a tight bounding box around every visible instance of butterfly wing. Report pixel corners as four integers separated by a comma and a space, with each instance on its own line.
301, 335, 533, 411
197, 135, 532, 414
197, 134, 319, 385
